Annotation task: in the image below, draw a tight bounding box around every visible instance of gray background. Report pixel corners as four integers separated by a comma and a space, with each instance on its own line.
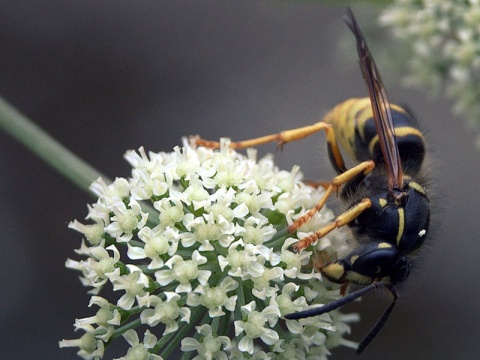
1, 1, 479, 359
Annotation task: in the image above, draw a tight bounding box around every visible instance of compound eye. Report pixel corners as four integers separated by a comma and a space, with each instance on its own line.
418, 229, 427, 238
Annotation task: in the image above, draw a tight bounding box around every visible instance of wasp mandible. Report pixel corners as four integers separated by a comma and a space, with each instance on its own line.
192, 8, 430, 355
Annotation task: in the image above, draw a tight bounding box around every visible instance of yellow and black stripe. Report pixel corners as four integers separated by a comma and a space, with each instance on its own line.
322, 97, 426, 175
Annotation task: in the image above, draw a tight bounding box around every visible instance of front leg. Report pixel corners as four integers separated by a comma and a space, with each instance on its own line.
289, 160, 375, 252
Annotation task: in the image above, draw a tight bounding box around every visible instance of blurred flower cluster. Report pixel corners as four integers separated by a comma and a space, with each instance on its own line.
380, 0, 480, 146
59, 139, 357, 359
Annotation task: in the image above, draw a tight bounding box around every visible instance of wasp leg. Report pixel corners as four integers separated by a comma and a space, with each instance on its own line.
285, 281, 385, 320
193, 121, 330, 149
192, 121, 346, 169
339, 281, 350, 296
292, 197, 372, 252
288, 160, 374, 242
357, 284, 398, 355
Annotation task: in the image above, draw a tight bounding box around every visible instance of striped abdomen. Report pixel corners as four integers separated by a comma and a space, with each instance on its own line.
323, 98, 426, 175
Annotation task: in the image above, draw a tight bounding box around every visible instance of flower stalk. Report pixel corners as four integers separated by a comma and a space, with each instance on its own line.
0, 96, 159, 223
0, 95, 109, 192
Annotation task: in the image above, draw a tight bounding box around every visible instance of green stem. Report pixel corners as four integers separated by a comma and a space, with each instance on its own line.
111, 318, 142, 340
0, 95, 158, 221
156, 308, 207, 358
0, 96, 110, 192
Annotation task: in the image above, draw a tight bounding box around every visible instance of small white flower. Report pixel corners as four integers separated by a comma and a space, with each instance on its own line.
108, 265, 150, 310
65, 244, 120, 291
68, 219, 105, 246
105, 199, 148, 242
129, 167, 169, 200
219, 241, 265, 278
86, 202, 111, 228
251, 267, 283, 300
154, 198, 184, 229
234, 301, 281, 354
187, 276, 238, 317
182, 211, 235, 251
280, 238, 313, 279
73, 296, 121, 341
235, 182, 273, 214
114, 329, 163, 360
269, 283, 304, 316
59, 324, 105, 360
124, 146, 154, 169
179, 176, 211, 210
139, 292, 190, 334
181, 324, 232, 360
267, 338, 308, 360
155, 251, 211, 293
90, 177, 131, 210
173, 144, 202, 180
127, 226, 179, 269
239, 216, 276, 246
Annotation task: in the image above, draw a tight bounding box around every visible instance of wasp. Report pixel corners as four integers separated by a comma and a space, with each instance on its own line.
192, 8, 430, 355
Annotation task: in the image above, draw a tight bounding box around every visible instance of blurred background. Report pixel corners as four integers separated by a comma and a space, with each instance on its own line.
1, 1, 479, 359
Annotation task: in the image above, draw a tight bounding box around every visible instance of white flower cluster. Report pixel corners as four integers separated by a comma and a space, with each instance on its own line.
380, 0, 480, 146
59, 139, 356, 359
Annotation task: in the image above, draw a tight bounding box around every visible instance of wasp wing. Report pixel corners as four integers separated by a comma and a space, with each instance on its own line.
344, 8, 403, 190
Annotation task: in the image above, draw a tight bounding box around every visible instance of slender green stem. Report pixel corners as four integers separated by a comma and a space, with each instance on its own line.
0, 96, 110, 192
0, 95, 158, 220
111, 318, 142, 340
